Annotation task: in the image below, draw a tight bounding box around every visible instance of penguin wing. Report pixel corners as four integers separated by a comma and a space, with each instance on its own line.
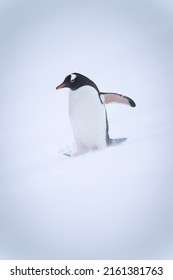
100, 92, 136, 107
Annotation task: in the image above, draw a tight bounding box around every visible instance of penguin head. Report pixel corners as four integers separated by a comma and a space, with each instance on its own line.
56, 73, 77, 90
56, 73, 99, 92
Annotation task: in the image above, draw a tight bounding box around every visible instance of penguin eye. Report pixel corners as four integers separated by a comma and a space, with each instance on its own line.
70, 74, 77, 83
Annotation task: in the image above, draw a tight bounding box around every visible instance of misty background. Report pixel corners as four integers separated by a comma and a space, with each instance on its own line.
0, 0, 173, 259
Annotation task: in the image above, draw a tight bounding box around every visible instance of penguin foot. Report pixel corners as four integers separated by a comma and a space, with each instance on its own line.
62, 145, 87, 157
63, 152, 73, 157
63, 151, 83, 157
60, 143, 77, 157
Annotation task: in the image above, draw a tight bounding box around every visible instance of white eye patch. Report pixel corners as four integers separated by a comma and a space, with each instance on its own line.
70, 73, 77, 82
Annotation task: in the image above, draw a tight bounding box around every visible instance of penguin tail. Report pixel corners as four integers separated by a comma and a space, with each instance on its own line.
108, 137, 127, 146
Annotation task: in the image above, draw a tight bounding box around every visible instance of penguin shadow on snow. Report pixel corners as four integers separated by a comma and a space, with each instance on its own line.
56, 73, 136, 157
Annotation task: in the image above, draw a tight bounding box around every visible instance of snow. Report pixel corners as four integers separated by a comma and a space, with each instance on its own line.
0, 0, 173, 259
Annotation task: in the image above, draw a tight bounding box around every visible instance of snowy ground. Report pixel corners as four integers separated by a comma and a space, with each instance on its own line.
0, 0, 173, 259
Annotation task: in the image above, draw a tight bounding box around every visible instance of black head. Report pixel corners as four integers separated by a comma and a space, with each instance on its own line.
56, 73, 99, 92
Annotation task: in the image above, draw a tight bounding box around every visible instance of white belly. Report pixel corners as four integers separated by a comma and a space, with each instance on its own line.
69, 86, 107, 151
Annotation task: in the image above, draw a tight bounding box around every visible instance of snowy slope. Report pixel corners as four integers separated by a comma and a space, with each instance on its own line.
0, 0, 173, 259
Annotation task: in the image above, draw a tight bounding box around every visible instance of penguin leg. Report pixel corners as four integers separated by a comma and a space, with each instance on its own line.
94, 134, 107, 150
75, 143, 88, 156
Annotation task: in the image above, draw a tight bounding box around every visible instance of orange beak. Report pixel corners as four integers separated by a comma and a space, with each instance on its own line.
56, 83, 67, 90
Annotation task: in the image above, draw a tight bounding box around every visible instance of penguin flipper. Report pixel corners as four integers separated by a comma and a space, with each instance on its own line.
100, 92, 136, 107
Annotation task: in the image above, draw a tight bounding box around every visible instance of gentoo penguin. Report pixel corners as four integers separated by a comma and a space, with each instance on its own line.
56, 73, 136, 155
